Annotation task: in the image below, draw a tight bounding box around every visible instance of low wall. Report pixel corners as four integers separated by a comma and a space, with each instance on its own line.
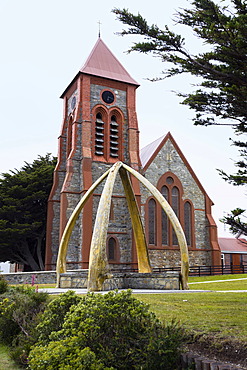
2, 270, 57, 285
2, 270, 180, 290
59, 271, 180, 290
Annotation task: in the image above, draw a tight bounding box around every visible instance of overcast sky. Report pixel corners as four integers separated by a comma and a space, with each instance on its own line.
0, 0, 246, 239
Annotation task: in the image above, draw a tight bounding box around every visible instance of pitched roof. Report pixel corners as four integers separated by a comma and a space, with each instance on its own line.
60, 38, 139, 98
140, 134, 166, 169
81, 38, 139, 85
140, 132, 213, 202
218, 237, 247, 253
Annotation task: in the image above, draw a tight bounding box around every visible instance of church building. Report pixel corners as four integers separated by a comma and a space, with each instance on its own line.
45, 37, 222, 271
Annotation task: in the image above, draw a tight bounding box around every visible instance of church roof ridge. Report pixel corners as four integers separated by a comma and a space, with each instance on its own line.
80, 37, 139, 86
141, 131, 213, 203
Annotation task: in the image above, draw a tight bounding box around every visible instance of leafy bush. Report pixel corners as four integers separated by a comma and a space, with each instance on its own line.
0, 285, 48, 365
0, 275, 8, 294
29, 290, 186, 369
35, 290, 82, 346
29, 340, 113, 370
145, 320, 186, 370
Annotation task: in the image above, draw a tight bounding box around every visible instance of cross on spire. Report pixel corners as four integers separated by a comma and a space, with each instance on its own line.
98, 20, 102, 38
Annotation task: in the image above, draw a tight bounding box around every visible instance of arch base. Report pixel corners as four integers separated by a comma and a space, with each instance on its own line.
59, 270, 180, 291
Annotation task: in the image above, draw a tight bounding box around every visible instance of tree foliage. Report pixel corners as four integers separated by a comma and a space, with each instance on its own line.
221, 208, 247, 237
113, 0, 247, 236
0, 154, 57, 270
0, 284, 48, 365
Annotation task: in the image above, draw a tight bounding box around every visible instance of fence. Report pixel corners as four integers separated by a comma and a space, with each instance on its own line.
155, 264, 247, 276
110, 264, 247, 276
24, 263, 247, 277
189, 264, 247, 276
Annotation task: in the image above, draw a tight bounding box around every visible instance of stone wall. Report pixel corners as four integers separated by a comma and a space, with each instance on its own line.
1, 270, 180, 291
59, 271, 180, 290
142, 138, 210, 250
141, 136, 213, 268
149, 249, 212, 269
2, 271, 57, 285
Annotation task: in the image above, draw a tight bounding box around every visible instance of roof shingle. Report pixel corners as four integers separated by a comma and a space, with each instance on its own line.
80, 38, 139, 85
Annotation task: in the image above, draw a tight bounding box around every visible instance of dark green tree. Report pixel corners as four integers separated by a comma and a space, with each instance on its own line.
0, 154, 57, 270
221, 208, 247, 238
113, 0, 247, 236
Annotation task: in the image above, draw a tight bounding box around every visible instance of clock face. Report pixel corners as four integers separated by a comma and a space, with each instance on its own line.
102, 90, 114, 104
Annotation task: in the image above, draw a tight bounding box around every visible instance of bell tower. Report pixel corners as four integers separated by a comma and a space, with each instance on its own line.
45, 38, 141, 270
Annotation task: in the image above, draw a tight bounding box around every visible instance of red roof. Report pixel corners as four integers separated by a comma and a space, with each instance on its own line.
80, 38, 139, 85
60, 38, 139, 98
218, 237, 247, 253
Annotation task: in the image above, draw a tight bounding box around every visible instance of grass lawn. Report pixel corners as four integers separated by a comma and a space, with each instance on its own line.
134, 274, 247, 340
188, 274, 247, 291
0, 343, 22, 370
135, 291, 247, 341
10, 283, 56, 289
135, 274, 247, 366
189, 273, 247, 282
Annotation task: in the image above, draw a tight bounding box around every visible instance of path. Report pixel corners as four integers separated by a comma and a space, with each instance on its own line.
189, 277, 247, 284
38, 288, 247, 294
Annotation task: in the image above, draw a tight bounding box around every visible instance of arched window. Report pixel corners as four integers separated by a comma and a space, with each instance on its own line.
148, 199, 156, 245
161, 186, 169, 245
171, 187, 179, 216
109, 201, 114, 221
147, 173, 195, 249
95, 113, 105, 156
171, 187, 179, 245
184, 201, 192, 246
93, 108, 123, 161
108, 237, 116, 261
67, 116, 73, 157
110, 115, 119, 158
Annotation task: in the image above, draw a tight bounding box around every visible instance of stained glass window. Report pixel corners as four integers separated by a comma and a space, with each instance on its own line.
108, 237, 116, 261
148, 199, 156, 245
172, 187, 179, 245
184, 201, 192, 246
161, 186, 169, 245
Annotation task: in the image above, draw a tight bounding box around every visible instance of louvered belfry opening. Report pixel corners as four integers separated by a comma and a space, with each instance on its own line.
110, 115, 119, 158
95, 113, 105, 156
94, 110, 122, 161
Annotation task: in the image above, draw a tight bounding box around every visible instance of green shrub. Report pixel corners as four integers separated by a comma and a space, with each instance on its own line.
28, 339, 113, 370
29, 290, 186, 369
145, 320, 187, 370
35, 290, 82, 346
0, 275, 8, 294
0, 285, 49, 365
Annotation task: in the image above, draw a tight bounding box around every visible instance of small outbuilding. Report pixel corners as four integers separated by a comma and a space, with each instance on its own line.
219, 238, 247, 270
